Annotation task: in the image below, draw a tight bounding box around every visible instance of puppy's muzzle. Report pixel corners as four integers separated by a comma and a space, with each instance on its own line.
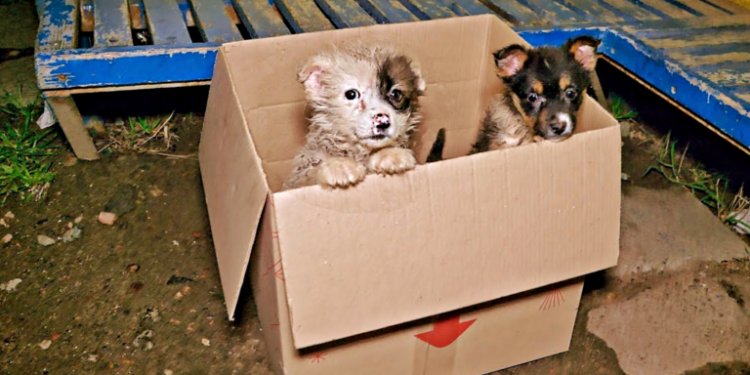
549, 113, 573, 136
372, 113, 391, 136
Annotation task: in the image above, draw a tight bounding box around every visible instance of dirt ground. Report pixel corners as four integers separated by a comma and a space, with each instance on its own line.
1, 2, 750, 375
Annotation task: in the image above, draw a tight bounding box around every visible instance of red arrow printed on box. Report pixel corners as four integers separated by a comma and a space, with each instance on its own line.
415, 315, 477, 348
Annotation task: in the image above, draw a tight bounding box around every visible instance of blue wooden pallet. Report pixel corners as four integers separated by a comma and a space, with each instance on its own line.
34, 0, 750, 159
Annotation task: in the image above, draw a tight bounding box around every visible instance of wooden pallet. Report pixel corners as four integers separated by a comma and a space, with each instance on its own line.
34, 0, 750, 159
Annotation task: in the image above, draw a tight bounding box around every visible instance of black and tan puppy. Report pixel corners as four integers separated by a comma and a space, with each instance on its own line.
282, 43, 426, 190
469, 36, 601, 154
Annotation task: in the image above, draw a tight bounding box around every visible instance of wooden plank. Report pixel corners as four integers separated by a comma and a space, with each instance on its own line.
190, 0, 243, 42
356, 0, 420, 23
45, 81, 210, 97
479, 0, 540, 25
736, 92, 750, 105
561, 0, 624, 23
46, 96, 100, 161
94, 0, 133, 46
673, 0, 733, 15
447, 0, 495, 16
37, 0, 78, 51
518, 0, 584, 24
274, 0, 334, 32
142, 0, 192, 45
669, 49, 750, 67
641, 28, 750, 49
35, 43, 220, 89
629, 23, 750, 39
698, 68, 750, 86
232, 0, 291, 38
176, 0, 196, 27
704, 0, 750, 13
623, 13, 750, 31
314, 0, 378, 27
636, 0, 697, 18
598, 0, 661, 21
397, 0, 455, 19
129, 0, 146, 29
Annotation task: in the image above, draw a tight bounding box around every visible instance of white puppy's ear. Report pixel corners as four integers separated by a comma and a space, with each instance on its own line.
298, 56, 333, 99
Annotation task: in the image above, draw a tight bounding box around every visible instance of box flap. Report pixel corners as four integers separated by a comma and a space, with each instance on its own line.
199, 49, 270, 320
273, 99, 621, 349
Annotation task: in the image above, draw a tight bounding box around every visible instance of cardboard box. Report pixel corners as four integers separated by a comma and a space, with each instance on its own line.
199, 14, 621, 375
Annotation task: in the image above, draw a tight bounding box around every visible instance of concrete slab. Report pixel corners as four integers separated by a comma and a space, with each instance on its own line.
588, 272, 750, 375
614, 185, 748, 279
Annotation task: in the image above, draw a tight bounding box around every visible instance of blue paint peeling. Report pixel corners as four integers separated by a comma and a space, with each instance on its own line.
37, 0, 77, 50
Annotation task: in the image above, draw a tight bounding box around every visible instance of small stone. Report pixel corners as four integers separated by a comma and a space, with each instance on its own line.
38, 340, 52, 350
181, 286, 192, 295
173, 291, 184, 300
62, 227, 82, 243
621, 173, 630, 181
202, 338, 210, 347
2, 234, 12, 244
133, 330, 154, 348
37, 235, 56, 246
619, 121, 632, 138
87, 354, 98, 362
62, 156, 78, 167
172, 240, 179, 246
146, 309, 161, 322
164, 370, 173, 375
145, 341, 154, 351
126, 264, 140, 273
74, 215, 83, 224
150, 188, 163, 197
98, 212, 117, 226
4, 211, 14, 220
0, 219, 7, 228
0, 278, 22, 292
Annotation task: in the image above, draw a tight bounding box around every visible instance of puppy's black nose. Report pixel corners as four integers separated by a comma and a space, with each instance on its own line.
374, 114, 390, 130
549, 122, 565, 135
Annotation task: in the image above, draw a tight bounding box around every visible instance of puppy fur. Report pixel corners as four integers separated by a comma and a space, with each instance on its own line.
469, 35, 601, 154
282, 43, 426, 190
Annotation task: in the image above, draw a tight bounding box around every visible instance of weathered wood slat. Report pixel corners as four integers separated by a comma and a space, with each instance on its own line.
397, 0, 455, 19
314, 0, 378, 27
517, 0, 584, 24
142, 0, 192, 45
274, 0, 334, 32
673, 0, 732, 15
176, 0, 196, 27
668, 41, 750, 57
736, 92, 750, 105
94, 0, 133, 47
704, 0, 750, 14
37, 0, 78, 51
190, 0, 243, 42
480, 0, 539, 25
628, 23, 750, 39
356, 0, 420, 23
636, 0, 697, 18
563, 0, 624, 23
670, 51, 750, 67
448, 0, 495, 16
598, 0, 661, 21
641, 29, 750, 49
232, 0, 290, 38
698, 68, 750, 86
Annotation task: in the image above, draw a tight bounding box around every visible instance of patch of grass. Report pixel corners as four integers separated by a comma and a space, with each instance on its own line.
610, 94, 638, 121
0, 90, 58, 204
644, 132, 750, 233
103, 112, 178, 154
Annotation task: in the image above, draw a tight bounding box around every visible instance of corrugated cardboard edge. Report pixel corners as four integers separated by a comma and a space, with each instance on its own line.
199, 46, 271, 321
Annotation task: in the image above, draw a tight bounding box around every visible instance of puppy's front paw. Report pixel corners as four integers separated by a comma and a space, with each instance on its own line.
317, 158, 367, 188
533, 135, 545, 143
368, 148, 417, 175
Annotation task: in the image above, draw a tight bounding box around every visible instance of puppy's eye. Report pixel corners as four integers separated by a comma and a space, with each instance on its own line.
389, 89, 403, 102
345, 89, 360, 101
565, 89, 577, 99
527, 93, 538, 103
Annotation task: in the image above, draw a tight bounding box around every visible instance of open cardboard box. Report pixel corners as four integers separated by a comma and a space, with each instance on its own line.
199, 14, 621, 375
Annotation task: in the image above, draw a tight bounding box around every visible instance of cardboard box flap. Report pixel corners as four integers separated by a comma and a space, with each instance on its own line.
273, 102, 621, 349
199, 50, 270, 321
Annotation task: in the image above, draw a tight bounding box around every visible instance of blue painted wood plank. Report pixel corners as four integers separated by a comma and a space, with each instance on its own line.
274, 0, 335, 32
142, 0, 192, 45
314, 0, 378, 27
702, 0, 750, 14
37, 0, 78, 51
669, 41, 750, 57
667, 43, 750, 67
628, 23, 750, 39
94, 0, 133, 46
396, 0, 454, 20
639, 28, 750, 49
514, 0, 585, 24
442, 0, 495, 16
519, 27, 750, 151
356, 0, 420, 23
190, 0, 243, 42
232, 0, 291, 38
597, 0, 662, 21
480, 0, 541, 25
176, 0, 195, 26
36, 43, 221, 89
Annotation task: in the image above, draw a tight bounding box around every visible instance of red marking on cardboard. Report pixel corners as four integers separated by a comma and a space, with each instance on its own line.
310, 352, 326, 363
414, 315, 477, 348
539, 289, 565, 311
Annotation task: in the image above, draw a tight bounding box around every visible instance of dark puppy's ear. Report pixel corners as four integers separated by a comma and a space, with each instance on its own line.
564, 35, 601, 72
493, 44, 528, 78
